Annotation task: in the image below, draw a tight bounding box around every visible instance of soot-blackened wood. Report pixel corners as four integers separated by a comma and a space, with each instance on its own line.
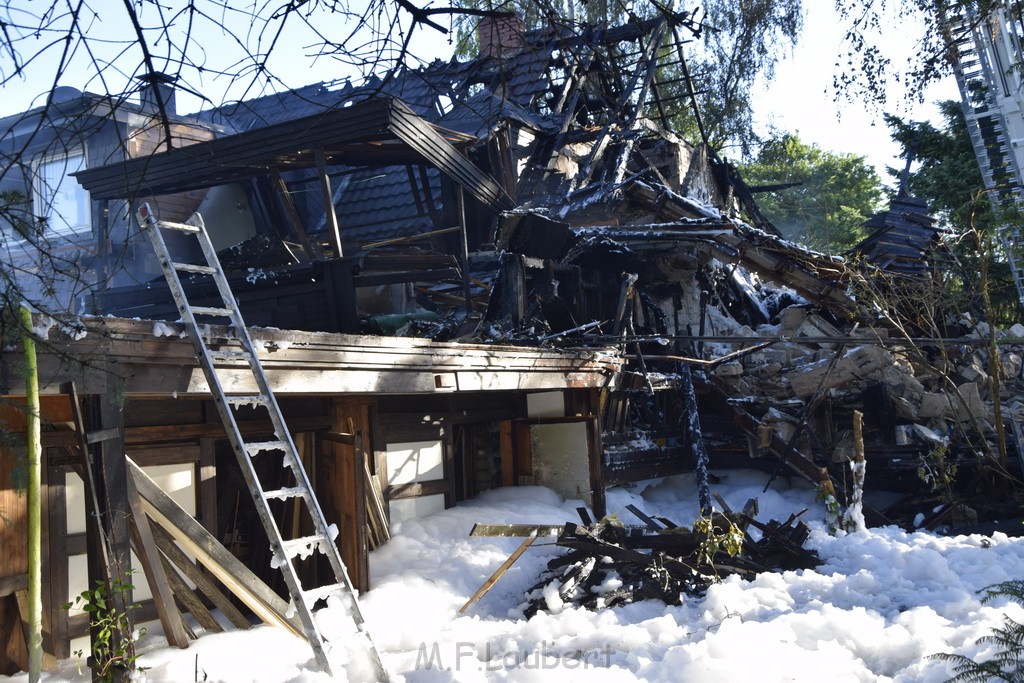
680, 365, 711, 515
624, 504, 663, 530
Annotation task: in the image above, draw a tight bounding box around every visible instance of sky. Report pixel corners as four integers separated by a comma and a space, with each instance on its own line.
750, 3, 962, 187
7, 468, 1021, 682
0, 1, 960, 188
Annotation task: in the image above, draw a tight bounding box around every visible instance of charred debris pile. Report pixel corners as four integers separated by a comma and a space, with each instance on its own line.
520, 503, 819, 616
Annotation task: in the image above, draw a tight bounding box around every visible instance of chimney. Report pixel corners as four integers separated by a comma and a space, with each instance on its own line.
477, 14, 524, 59
138, 72, 177, 116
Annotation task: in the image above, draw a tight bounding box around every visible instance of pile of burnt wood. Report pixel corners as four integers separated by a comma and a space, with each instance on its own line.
521, 500, 819, 616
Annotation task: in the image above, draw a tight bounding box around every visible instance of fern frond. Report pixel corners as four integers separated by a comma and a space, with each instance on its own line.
931, 651, 1017, 682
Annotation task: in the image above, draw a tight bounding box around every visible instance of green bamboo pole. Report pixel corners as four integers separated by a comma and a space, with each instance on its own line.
19, 306, 42, 681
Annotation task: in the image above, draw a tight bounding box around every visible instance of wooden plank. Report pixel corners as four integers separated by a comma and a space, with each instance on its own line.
499, 420, 514, 486
469, 523, 563, 538
458, 534, 536, 614
352, 433, 369, 590
157, 553, 220, 635
514, 422, 532, 484
13, 591, 56, 671
624, 504, 663, 530
387, 479, 449, 500
315, 146, 343, 257
586, 411, 606, 518
126, 458, 302, 638
44, 462, 68, 658
0, 575, 27, 597
125, 473, 190, 648
149, 523, 250, 631
199, 438, 217, 535
320, 432, 357, 446
76, 98, 397, 198
88, 382, 133, 608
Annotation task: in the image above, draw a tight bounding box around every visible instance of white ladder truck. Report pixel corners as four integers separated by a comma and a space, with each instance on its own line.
135, 204, 389, 680
945, 2, 1024, 308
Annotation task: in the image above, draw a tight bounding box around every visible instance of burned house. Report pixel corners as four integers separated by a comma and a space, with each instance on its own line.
1, 10, 1023, 676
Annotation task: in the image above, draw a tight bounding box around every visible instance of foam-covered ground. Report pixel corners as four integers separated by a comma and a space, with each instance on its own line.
18, 470, 1024, 681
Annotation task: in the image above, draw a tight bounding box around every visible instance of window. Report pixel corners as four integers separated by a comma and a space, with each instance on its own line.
33, 149, 90, 239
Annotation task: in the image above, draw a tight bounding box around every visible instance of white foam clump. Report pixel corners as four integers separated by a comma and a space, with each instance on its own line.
31, 314, 55, 339
152, 321, 186, 338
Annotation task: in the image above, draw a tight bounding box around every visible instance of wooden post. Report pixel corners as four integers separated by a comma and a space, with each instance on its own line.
86, 369, 135, 667
456, 186, 473, 315
586, 399, 606, 519
19, 307, 42, 682
314, 147, 343, 257
843, 411, 867, 533
270, 168, 320, 260
680, 364, 711, 516
125, 475, 190, 647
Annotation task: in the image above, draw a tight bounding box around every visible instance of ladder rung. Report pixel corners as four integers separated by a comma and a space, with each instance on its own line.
245, 440, 288, 455
192, 306, 234, 318
225, 395, 268, 407
281, 535, 327, 558
158, 221, 201, 233
172, 262, 217, 274
302, 584, 345, 607
265, 486, 307, 501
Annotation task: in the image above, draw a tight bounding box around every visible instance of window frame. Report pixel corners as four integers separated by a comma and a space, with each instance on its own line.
31, 146, 91, 240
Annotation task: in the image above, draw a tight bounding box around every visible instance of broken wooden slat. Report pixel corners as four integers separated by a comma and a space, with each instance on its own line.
624, 504, 663, 530
126, 458, 302, 638
363, 454, 390, 549
149, 523, 251, 631
459, 534, 537, 614
576, 507, 594, 525
469, 523, 565, 538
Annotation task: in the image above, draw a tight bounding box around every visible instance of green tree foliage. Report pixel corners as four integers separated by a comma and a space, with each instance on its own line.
885, 100, 987, 228
932, 579, 1024, 682
739, 133, 884, 252
886, 101, 1023, 322
687, 0, 802, 153
833, 0, 984, 108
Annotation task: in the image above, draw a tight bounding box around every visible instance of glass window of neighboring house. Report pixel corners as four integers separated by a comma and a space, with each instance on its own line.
33, 149, 90, 239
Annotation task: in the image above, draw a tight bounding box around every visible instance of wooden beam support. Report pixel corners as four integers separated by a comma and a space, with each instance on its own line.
126, 458, 303, 638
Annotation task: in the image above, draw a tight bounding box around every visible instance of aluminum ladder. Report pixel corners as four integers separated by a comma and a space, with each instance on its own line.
946, 7, 1024, 307
135, 204, 388, 680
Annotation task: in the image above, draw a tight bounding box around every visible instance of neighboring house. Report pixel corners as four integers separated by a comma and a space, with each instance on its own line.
0, 76, 223, 310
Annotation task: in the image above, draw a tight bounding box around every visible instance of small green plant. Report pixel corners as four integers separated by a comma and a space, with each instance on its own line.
932, 579, 1024, 682
693, 515, 744, 567
816, 481, 843, 535
64, 575, 147, 681
918, 441, 958, 501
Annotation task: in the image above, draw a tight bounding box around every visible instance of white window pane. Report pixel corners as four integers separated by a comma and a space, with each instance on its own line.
386, 440, 444, 485
34, 150, 90, 238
